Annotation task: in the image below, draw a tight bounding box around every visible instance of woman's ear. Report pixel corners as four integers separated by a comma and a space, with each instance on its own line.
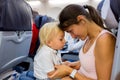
77, 15, 86, 24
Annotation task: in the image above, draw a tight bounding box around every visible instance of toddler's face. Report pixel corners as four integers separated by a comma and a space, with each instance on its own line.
49, 31, 66, 50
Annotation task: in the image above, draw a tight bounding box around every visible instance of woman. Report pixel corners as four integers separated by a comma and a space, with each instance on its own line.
48, 4, 116, 80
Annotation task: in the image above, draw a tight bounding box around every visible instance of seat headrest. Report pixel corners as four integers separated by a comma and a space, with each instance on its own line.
0, 0, 32, 31
110, 0, 120, 22
34, 15, 54, 29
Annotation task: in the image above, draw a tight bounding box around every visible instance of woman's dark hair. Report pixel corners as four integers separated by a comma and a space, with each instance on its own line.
58, 4, 105, 31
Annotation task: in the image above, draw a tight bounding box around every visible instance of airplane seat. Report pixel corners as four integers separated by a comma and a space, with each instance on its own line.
29, 15, 54, 59
110, 0, 120, 23
110, 0, 120, 79
97, 0, 118, 36
0, 0, 32, 73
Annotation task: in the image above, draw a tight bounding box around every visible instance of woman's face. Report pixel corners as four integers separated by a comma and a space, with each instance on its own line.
66, 22, 88, 40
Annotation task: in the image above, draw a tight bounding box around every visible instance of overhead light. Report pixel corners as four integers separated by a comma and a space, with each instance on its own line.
49, 0, 88, 4
26, 0, 41, 6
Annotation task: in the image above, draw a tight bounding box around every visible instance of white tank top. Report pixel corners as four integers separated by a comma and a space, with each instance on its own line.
78, 30, 113, 80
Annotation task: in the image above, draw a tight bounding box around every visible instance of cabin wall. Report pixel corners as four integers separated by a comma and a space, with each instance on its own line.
26, 0, 102, 20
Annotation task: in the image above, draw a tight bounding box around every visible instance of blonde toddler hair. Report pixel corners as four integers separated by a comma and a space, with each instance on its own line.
38, 22, 63, 49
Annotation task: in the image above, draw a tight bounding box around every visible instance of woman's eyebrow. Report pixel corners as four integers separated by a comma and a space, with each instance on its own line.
66, 30, 71, 33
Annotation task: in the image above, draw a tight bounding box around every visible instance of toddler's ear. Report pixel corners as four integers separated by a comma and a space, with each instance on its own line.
46, 40, 52, 46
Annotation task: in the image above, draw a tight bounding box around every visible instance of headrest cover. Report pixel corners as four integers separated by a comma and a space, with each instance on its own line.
0, 0, 32, 31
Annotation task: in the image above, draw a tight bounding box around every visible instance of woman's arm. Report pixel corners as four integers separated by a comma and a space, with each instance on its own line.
48, 65, 93, 80
94, 33, 116, 80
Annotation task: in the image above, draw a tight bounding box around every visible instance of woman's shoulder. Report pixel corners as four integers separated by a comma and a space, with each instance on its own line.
94, 31, 116, 59
96, 31, 116, 44
95, 31, 116, 53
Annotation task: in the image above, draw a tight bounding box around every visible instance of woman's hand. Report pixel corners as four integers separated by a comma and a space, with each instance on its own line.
63, 61, 80, 70
48, 65, 73, 79
62, 61, 71, 66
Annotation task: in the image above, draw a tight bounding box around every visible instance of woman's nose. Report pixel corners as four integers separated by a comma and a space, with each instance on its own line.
70, 33, 77, 38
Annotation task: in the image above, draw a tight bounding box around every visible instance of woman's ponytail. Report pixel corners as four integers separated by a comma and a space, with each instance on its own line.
83, 5, 105, 29
58, 4, 110, 31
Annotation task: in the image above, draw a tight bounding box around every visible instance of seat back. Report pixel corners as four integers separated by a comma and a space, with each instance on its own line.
111, 21, 120, 80
110, 0, 120, 79
29, 15, 54, 58
0, 0, 32, 73
110, 0, 120, 22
